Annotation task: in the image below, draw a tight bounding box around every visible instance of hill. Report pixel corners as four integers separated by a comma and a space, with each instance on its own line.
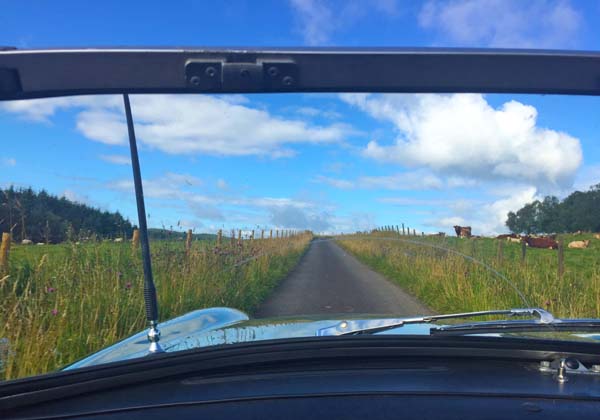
1, 187, 133, 243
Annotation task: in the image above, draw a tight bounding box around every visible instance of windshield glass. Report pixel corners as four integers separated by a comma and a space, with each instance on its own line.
1, 92, 599, 380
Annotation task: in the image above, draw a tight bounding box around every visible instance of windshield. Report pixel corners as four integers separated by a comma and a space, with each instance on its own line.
1, 91, 599, 380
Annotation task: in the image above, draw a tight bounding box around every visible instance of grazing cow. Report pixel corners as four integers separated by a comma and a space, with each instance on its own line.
428, 232, 446, 237
21, 239, 33, 245
507, 237, 522, 243
568, 240, 590, 249
523, 236, 559, 250
453, 225, 472, 238
114, 238, 124, 243
573, 230, 583, 235
594, 233, 600, 240
36, 242, 45, 245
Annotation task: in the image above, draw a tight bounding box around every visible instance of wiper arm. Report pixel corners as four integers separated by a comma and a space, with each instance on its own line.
317, 308, 555, 337
430, 318, 600, 336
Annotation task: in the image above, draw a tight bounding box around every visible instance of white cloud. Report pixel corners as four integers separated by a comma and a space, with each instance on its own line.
1, 157, 16, 167
314, 175, 355, 190
62, 189, 90, 204
0, 96, 120, 122
342, 93, 582, 190
418, 0, 582, 48
289, 0, 401, 45
3, 94, 351, 158
270, 206, 332, 231
423, 186, 540, 235
99, 154, 131, 165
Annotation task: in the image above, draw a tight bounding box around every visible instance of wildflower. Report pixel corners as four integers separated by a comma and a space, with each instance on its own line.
45, 286, 56, 293
51, 309, 58, 316
125, 282, 132, 290
544, 300, 551, 307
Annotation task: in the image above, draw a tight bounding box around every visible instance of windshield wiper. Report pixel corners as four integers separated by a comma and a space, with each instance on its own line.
317, 308, 559, 336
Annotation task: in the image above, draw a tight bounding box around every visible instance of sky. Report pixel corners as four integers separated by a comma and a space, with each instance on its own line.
1, 0, 600, 235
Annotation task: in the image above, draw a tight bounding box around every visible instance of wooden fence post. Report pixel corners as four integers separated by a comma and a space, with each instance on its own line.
261, 230, 265, 240
521, 240, 527, 264
217, 229, 222, 247
497, 240, 504, 267
413, 229, 417, 236
0, 232, 11, 275
270, 229, 273, 240
250, 230, 255, 242
558, 240, 565, 279
131, 229, 140, 251
185, 229, 192, 254
276, 230, 279, 239
402, 223, 405, 236
230, 229, 235, 246
237, 229, 242, 246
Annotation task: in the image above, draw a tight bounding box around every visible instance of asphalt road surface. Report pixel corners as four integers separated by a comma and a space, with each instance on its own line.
255, 239, 432, 318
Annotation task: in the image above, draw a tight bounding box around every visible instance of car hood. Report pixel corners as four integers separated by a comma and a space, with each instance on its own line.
66, 307, 434, 370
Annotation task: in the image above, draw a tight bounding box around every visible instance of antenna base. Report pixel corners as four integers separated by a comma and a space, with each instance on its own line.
147, 321, 164, 354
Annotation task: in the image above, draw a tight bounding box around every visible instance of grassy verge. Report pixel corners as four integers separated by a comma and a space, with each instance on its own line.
337, 233, 600, 319
0, 233, 311, 380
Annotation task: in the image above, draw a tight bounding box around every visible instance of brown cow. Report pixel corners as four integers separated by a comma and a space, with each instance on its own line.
523, 236, 559, 250
594, 233, 600, 240
453, 225, 472, 238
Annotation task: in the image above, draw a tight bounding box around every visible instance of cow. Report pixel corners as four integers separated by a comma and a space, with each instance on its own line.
428, 232, 446, 237
497, 233, 519, 240
507, 237, 522, 243
453, 225, 472, 238
594, 233, 600, 240
21, 239, 33, 245
568, 240, 590, 249
114, 238, 124, 243
523, 236, 559, 250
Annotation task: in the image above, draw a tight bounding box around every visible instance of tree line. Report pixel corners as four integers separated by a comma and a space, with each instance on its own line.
506, 183, 600, 234
1, 186, 133, 243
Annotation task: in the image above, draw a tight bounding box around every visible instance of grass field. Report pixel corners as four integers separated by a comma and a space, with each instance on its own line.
337, 232, 600, 319
0, 233, 312, 381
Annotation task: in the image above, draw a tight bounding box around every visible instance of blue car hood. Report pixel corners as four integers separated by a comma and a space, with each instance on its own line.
66, 307, 433, 370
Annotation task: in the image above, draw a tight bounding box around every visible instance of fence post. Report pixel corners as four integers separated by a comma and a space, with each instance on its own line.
237, 229, 242, 246
521, 240, 527, 264
131, 229, 140, 251
558, 240, 565, 279
270, 229, 273, 240
497, 240, 504, 267
413, 228, 417, 236
185, 229, 192, 254
276, 230, 279, 239
250, 230, 255, 242
217, 229, 222, 247
0, 232, 10, 275
230, 229, 235, 246
402, 223, 405, 236
261, 230, 264, 240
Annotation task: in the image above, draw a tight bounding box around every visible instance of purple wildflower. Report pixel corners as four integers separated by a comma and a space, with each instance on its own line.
46, 286, 56, 293
125, 282, 132, 290
51, 309, 58, 316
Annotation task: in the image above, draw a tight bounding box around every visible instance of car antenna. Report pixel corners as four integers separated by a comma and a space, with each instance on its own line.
123, 94, 163, 354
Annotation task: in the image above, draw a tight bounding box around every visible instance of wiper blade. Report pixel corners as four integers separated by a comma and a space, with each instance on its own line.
430, 318, 600, 336
317, 308, 555, 336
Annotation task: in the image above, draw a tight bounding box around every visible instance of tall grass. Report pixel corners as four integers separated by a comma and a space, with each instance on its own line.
337, 233, 600, 319
0, 233, 311, 381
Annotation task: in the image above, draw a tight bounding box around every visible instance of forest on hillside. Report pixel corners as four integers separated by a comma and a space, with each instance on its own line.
1, 187, 133, 243
506, 183, 600, 234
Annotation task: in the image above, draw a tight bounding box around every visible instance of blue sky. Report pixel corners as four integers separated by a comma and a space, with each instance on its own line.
2, 0, 600, 235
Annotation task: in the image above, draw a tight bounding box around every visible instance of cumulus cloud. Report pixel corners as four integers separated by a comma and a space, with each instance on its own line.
2, 95, 351, 158
270, 205, 332, 231
342, 93, 582, 190
315, 170, 451, 191
99, 154, 131, 165
289, 0, 401, 45
419, 0, 582, 48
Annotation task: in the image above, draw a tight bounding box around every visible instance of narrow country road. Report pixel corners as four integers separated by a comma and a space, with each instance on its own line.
254, 239, 432, 318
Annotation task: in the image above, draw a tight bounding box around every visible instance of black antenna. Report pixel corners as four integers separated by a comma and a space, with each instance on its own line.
123, 94, 163, 354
